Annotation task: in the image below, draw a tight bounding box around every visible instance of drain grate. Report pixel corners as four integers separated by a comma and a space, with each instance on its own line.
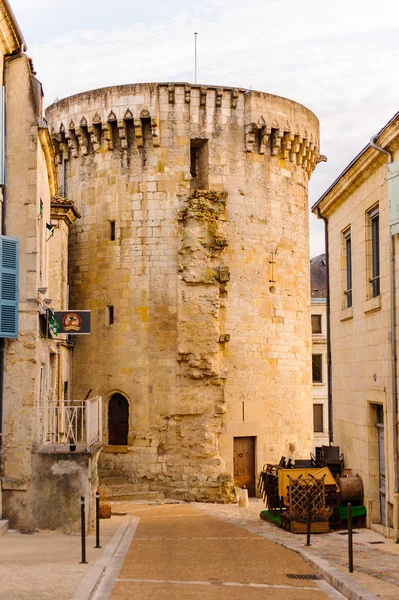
368, 541, 384, 544
286, 574, 321, 580
338, 530, 359, 535
111, 512, 127, 516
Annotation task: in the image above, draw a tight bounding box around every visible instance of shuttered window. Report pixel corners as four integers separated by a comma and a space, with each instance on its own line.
0, 236, 19, 338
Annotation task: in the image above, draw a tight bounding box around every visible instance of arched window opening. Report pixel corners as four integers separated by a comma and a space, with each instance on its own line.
108, 393, 129, 445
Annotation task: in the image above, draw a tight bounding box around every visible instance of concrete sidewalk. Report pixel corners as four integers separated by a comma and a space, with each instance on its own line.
0, 514, 125, 600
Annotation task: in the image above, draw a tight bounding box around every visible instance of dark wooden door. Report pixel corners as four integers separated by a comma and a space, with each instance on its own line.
233, 436, 256, 496
108, 394, 129, 445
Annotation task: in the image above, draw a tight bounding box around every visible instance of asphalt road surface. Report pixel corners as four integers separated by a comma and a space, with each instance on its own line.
105, 503, 335, 600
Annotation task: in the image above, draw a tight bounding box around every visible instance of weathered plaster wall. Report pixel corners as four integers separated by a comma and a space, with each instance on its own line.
0, 55, 85, 531
46, 83, 320, 501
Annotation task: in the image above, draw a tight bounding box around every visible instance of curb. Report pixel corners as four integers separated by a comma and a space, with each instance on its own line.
286, 543, 379, 600
70, 516, 139, 600
193, 504, 379, 600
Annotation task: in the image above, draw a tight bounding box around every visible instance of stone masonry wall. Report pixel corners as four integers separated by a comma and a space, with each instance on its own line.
46, 83, 320, 501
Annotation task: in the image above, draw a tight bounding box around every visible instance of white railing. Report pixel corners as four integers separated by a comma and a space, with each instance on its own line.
41, 396, 102, 451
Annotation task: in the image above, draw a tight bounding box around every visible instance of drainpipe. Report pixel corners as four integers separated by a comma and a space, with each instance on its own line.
370, 134, 399, 540
317, 208, 333, 443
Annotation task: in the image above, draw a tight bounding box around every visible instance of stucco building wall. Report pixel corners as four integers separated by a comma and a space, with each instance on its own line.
47, 83, 321, 500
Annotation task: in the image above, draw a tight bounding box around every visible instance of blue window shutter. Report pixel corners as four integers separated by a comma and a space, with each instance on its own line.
0, 236, 19, 338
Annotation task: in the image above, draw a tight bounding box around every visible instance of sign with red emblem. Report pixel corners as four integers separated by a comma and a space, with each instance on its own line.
53, 311, 91, 335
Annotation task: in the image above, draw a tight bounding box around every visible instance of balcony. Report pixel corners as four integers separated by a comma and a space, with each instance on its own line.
40, 396, 103, 453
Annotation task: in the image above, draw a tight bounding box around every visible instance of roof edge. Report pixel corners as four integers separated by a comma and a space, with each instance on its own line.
0, 0, 27, 52
312, 110, 399, 217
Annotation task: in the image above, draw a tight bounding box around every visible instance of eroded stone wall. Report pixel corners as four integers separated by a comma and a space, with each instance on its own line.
46, 83, 320, 501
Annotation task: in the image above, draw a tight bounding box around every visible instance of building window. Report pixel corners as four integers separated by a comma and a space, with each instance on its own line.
343, 228, 352, 308
108, 305, 114, 325
110, 220, 116, 241
376, 403, 384, 426
313, 404, 323, 432
368, 207, 380, 298
311, 314, 322, 334
312, 354, 323, 383
190, 139, 208, 190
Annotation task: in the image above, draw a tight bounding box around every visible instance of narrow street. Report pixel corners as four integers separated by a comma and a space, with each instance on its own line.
94, 503, 338, 600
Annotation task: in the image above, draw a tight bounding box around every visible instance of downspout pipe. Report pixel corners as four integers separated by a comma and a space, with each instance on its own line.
370, 134, 399, 540
317, 207, 333, 443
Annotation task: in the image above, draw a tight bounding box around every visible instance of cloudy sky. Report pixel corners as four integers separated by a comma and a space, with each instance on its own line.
10, 0, 399, 257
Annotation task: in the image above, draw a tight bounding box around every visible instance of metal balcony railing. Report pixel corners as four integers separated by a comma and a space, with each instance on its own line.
41, 396, 102, 452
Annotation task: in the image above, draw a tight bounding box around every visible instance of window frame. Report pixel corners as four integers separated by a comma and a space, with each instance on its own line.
312, 353, 323, 384
311, 314, 322, 335
343, 227, 352, 308
313, 403, 324, 433
368, 206, 380, 298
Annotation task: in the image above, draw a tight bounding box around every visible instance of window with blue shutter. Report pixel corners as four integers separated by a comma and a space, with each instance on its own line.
0, 236, 19, 338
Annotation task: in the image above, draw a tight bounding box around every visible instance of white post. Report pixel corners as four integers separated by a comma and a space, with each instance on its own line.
98, 396, 103, 444
85, 401, 91, 451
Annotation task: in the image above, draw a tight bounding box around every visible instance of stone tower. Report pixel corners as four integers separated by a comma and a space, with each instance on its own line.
46, 83, 321, 501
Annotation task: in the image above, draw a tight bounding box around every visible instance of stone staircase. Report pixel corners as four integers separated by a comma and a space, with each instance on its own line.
99, 470, 164, 502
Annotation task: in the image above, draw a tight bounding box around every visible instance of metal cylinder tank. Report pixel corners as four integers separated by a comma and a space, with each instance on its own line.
46, 83, 321, 501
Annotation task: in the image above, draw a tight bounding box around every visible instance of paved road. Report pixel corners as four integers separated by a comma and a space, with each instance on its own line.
103, 503, 337, 600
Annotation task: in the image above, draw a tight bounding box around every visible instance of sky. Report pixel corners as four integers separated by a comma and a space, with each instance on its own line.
10, 0, 399, 257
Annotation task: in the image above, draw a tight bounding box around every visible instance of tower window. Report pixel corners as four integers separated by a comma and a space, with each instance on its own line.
108, 305, 114, 325
110, 221, 116, 241
190, 139, 208, 190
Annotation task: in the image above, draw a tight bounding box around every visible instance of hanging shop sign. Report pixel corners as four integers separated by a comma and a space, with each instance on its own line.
53, 310, 91, 334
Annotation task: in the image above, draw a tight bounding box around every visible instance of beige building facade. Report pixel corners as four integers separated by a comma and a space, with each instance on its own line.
313, 113, 399, 536
46, 83, 323, 500
0, 0, 100, 532
310, 254, 329, 449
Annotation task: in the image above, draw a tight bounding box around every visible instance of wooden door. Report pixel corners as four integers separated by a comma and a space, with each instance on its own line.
233, 436, 256, 496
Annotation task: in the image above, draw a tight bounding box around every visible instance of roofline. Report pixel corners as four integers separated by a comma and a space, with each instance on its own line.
312, 109, 399, 212
1, 0, 27, 52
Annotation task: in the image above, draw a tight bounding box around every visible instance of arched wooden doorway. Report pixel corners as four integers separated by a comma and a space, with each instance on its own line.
108, 393, 129, 445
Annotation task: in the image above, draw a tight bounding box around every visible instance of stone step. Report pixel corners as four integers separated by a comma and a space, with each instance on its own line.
107, 490, 165, 502
0, 520, 8, 536
98, 469, 121, 479
101, 478, 149, 489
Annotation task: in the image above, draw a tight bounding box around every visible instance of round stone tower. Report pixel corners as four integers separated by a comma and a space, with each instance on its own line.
46, 83, 321, 501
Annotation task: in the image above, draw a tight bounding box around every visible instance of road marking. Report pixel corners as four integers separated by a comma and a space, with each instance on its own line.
138, 514, 210, 519
133, 536, 264, 540
116, 577, 319, 591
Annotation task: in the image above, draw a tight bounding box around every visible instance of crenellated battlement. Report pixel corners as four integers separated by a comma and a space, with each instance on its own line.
46, 82, 321, 177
